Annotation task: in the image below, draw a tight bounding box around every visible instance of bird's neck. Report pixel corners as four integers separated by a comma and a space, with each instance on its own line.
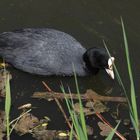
83, 52, 99, 74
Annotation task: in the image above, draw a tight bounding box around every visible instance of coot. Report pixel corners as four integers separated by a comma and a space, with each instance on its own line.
0, 28, 114, 79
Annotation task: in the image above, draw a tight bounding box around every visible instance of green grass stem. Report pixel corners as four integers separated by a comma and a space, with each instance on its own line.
103, 18, 139, 139
5, 72, 11, 140
106, 121, 121, 140
121, 17, 139, 139
60, 64, 88, 140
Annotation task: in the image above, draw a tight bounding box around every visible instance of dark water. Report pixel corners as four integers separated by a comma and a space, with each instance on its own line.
0, 0, 139, 139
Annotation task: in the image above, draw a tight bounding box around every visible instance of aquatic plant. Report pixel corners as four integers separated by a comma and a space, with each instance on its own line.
4, 69, 11, 140
61, 64, 88, 140
121, 17, 139, 139
104, 18, 140, 139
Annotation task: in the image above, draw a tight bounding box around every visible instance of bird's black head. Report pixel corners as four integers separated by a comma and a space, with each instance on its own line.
83, 47, 115, 79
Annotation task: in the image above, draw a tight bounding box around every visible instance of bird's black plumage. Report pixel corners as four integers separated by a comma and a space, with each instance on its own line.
0, 28, 110, 76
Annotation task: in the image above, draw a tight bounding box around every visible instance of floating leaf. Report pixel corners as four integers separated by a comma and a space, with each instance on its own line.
86, 101, 109, 113
98, 122, 112, 136
14, 113, 39, 134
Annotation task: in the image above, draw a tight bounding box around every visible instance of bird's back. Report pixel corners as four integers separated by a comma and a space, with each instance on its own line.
0, 28, 87, 76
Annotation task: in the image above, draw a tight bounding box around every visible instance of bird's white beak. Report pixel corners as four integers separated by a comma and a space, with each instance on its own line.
105, 57, 115, 79
105, 68, 114, 79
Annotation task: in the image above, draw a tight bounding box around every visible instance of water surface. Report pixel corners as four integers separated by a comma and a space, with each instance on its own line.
0, 0, 139, 139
